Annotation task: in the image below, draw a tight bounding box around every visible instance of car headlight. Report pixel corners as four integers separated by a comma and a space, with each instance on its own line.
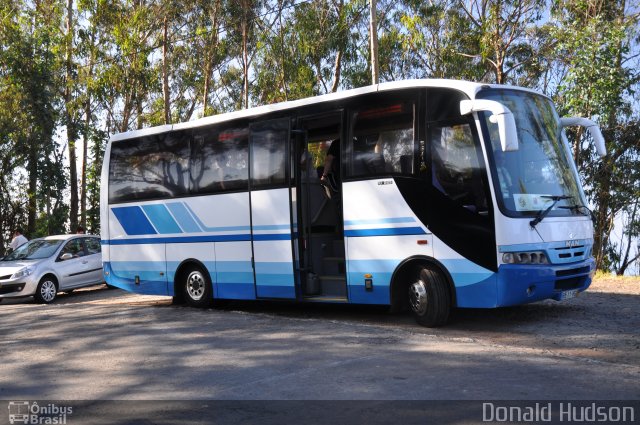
502, 251, 549, 265
11, 266, 35, 279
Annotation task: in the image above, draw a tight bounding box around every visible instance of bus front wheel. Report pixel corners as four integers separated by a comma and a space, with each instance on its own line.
182, 266, 212, 308
408, 266, 451, 327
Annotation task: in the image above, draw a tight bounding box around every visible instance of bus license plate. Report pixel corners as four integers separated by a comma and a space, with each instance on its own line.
561, 289, 579, 300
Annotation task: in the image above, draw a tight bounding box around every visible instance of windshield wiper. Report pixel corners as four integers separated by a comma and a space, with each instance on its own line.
559, 204, 594, 220
529, 195, 572, 229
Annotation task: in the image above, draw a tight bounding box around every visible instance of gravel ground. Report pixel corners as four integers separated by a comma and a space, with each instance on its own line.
444, 276, 640, 366
3, 275, 639, 368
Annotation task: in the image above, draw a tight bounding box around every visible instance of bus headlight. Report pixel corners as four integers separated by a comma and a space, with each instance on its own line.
502, 251, 549, 265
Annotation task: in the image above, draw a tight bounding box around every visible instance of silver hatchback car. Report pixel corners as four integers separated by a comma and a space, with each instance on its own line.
0, 234, 104, 304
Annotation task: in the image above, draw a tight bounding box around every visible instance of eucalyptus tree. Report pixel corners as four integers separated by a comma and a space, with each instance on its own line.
551, 0, 640, 271
455, 0, 547, 84
225, 0, 263, 109
192, 0, 228, 117
390, 0, 485, 80
0, 0, 66, 237
96, 0, 160, 133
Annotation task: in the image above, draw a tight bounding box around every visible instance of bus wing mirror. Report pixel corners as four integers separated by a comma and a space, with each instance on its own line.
460, 100, 518, 152
560, 117, 606, 157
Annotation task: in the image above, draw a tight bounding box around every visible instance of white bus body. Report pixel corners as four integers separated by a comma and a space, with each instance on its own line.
100, 79, 600, 326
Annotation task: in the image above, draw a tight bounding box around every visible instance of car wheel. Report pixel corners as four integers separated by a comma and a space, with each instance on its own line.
182, 265, 212, 308
408, 265, 451, 327
34, 277, 58, 304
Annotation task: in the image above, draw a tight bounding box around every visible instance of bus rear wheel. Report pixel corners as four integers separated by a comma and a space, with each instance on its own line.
182, 265, 212, 308
408, 265, 451, 327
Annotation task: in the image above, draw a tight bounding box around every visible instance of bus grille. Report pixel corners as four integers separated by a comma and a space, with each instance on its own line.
556, 266, 590, 278
549, 245, 588, 263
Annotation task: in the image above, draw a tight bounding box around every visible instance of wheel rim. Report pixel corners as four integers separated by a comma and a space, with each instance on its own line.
409, 279, 428, 315
41, 280, 57, 302
186, 271, 205, 301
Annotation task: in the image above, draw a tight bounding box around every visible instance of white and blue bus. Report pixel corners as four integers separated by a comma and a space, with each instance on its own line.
100, 79, 605, 326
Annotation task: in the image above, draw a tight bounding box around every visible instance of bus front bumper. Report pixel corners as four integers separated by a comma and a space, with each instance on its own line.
495, 258, 596, 307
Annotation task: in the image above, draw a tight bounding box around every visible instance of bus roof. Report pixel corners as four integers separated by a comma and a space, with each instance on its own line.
109, 79, 541, 143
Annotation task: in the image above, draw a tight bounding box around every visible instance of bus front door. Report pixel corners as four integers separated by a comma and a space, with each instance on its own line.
249, 119, 297, 299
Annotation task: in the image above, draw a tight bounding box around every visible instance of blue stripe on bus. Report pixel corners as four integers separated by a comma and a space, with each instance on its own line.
112, 206, 157, 236
105, 235, 250, 245
256, 285, 296, 298
103, 233, 292, 245
252, 233, 291, 241
344, 227, 426, 237
216, 261, 254, 286
216, 283, 256, 300
166, 202, 202, 233
108, 259, 294, 299
142, 204, 183, 234
344, 217, 416, 225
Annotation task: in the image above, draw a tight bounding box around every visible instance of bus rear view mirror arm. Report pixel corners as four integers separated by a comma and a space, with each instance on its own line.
460, 99, 519, 152
560, 117, 606, 157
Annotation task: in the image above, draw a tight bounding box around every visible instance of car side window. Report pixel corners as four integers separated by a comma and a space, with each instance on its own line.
60, 239, 85, 258
85, 238, 101, 255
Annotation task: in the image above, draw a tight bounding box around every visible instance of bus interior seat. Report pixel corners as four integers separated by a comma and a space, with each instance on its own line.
353, 152, 387, 176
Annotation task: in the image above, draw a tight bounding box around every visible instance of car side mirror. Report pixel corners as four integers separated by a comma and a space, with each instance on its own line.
460, 99, 519, 152
60, 253, 74, 261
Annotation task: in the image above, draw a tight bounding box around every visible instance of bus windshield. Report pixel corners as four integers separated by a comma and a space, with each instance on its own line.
477, 89, 584, 217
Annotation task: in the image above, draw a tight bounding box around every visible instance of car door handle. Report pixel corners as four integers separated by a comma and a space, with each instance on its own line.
82, 260, 89, 264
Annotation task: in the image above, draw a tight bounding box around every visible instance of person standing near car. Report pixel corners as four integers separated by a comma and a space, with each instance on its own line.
9, 228, 28, 251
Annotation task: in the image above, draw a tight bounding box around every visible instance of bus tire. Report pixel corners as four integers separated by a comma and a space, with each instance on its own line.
408, 265, 451, 327
182, 265, 212, 308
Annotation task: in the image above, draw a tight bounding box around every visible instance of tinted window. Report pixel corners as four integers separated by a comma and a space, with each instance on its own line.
191, 126, 249, 194
60, 239, 85, 258
430, 122, 488, 213
347, 102, 415, 178
109, 131, 190, 203
250, 120, 288, 188
85, 238, 101, 255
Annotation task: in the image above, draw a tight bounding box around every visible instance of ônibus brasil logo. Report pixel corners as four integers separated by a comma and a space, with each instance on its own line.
8, 401, 73, 424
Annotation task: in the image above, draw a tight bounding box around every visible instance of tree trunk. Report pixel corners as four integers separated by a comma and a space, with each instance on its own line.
27, 143, 37, 237
369, 0, 379, 85
66, 0, 79, 232
202, 0, 220, 116
162, 15, 171, 124
242, 5, 249, 109
330, 50, 343, 93
80, 31, 96, 231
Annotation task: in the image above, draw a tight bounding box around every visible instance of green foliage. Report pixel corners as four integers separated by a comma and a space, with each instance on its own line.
551, 0, 640, 271
0, 0, 638, 272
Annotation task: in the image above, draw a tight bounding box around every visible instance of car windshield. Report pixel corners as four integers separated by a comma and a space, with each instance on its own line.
477, 89, 583, 217
2, 239, 63, 261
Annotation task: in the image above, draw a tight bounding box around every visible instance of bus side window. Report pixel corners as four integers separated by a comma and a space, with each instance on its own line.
347, 101, 416, 178
190, 126, 249, 194
108, 133, 188, 203
250, 125, 287, 188
430, 123, 488, 212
